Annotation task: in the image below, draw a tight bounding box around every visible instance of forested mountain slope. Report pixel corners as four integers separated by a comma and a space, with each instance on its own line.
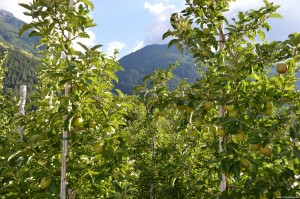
116, 44, 199, 94
0, 9, 39, 56
0, 45, 38, 93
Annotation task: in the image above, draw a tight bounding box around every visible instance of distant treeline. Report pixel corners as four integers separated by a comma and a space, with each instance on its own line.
0, 45, 39, 94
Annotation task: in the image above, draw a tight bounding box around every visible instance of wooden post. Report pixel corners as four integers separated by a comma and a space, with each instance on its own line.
60, 0, 74, 198
18, 85, 27, 136
17, 85, 27, 166
218, 19, 227, 193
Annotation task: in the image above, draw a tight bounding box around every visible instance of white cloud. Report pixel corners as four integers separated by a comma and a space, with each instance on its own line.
144, 2, 176, 22
130, 41, 144, 53
144, 1, 184, 45
0, 0, 32, 23
73, 29, 97, 51
105, 41, 127, 58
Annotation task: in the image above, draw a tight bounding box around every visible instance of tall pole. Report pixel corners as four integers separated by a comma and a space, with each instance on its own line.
17, 85, 27, 166
60, 0, 74, 198
18, 85, 27, 136
218, 18, 227, 193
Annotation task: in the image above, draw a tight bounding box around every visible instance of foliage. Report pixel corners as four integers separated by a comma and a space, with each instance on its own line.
0, 0, 299, 198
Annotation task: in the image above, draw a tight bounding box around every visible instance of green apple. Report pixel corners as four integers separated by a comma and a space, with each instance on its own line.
157, 110, 167, 117
73, 117, 84, 128
264, 109, 273, 116
203, 101, 213, 110
209, 125, 217, 133
94, 143, 103, 154
265, 102, 273, 109
236, 132, 245, 142
240, 159, 251, 169
260, 146, 272, 157
89, 121, 96, 129
191, 129, 199, 137
224, 105, 234, 112
217, 128, 226, 137
194, 118, 202, 128
274, 191, 281, 197
250, 144, 261, 151
203, 28, 210, 35
79, 84, 89, 92
228, 111, 237, 118
40, 177, 52, 189
276, 63, 287, 74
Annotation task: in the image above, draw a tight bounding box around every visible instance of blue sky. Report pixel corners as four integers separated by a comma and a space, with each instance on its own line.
1, 0, 299, 58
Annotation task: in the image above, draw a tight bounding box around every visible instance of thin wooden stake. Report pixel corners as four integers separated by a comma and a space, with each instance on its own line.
18, 85, 27, 136
17, 85, 27, 166
218, 19, 227, 193
60, 0, 74, 198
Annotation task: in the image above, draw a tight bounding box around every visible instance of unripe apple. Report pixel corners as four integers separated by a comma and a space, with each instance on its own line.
209, 125, 217, 133
73, 117, 84, 128
203, 100, 213, 110
265, 102, 273, 109
228, 111, 237, 118
194, 118, 202, 128
89, 121, 96, 129
157, 110, 167, 117
250, 144, 261, 151
274, 191, 281, 198
217, 128, 226, 137
191, 129, 199, 137
236, 132, 245, 142
40, 177, 52, 189
276, 63, 287, 74
240, 159, 251, 169
260, 146, 272, 157
224, 105, 234, 112
203, 28, 210, 35
79, 84, 89, 92
264, 109, 273, 116
94, 143, 103, 154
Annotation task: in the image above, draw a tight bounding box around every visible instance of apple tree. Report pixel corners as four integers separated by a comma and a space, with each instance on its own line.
162, 0, 300, 198
0, 0, 132, 198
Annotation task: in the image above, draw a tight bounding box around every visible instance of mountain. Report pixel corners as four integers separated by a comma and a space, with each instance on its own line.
116, 44, 199, 94
0, 9, 39, 93
0, 9, 39, 56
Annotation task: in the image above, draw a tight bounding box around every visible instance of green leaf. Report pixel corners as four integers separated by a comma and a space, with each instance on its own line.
258, 30, 265, 41
77, 42, 89, 52
168, 39, 179, 48
269, 13, 282, 19
104, 70, 118, 82
7, 150, 24, 162
293, 147, 300, 159
29, 31, 41, 37
162, 30, 172, 40
91, 44, 103, 51
19, 3, 32, 11
19, 24, 33, 36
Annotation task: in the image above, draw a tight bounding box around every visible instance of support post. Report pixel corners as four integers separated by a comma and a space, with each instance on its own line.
60, 1, 74, 198
218, 20, 227, 193
18, 85, 27, 136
